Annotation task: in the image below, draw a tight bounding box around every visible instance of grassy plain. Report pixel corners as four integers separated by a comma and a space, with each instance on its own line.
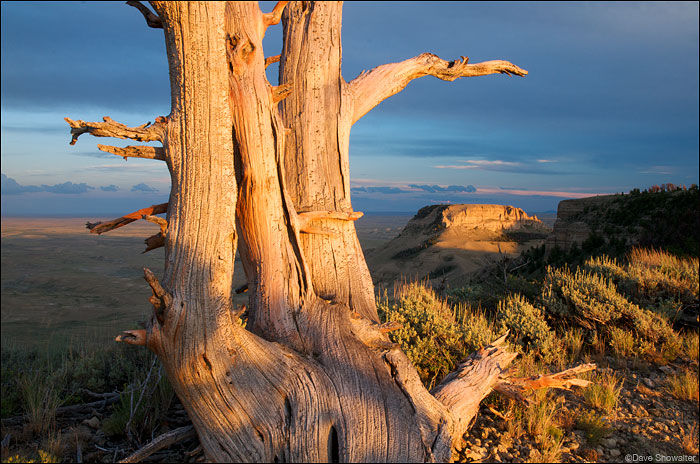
1, 214, 412, 349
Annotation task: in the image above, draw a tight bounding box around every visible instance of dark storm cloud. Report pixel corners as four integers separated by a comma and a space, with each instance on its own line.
351, 186, 405, 194
131, 183, 158, 193
1, 2, 170, 113
70, 151, 115, 159
342, 2, 698, 176
409, 184, 476, 193
1, 173, 41, 194
41, 181, 94, 194
1, 173, 93, 195
100, 185, 119, 192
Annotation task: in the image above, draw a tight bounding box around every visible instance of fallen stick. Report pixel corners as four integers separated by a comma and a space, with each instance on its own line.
1, 394, 120, 426
118, 425, 196, 463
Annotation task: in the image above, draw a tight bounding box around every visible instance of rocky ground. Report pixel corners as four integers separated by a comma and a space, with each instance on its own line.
462, 356, 699, 463
2, 353, 697, 463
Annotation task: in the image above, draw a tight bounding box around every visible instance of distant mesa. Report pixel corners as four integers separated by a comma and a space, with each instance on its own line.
367, 204, 551, 288
544, 186, 699, 257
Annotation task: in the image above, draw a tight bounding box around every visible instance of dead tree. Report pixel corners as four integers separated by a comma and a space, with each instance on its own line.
66, 2, 589, 461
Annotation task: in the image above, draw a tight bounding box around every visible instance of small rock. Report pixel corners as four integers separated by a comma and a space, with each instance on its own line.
82, 416, 100, 429
610, 449, 621, 458
596, 447, 604, 457
466, 447, 487, 461
643, 377, 654, 388
659, 365, 674, 375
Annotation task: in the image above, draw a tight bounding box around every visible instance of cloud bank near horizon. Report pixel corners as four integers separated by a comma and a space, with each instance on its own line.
1, 173, 95, 195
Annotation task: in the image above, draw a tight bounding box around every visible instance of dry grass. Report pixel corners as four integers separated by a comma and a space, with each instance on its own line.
17, 371, 63, 437
684, 331, 699, 362
563, 328, 584, 364
666, 369, 700, 402
608, 327, 636, 358
584, 371, 623, 414
40, 430, 63, 463
525, 391, 565, 463
680, 422, 699, 455
635, 383, 662, 398
575, 409, 611, 446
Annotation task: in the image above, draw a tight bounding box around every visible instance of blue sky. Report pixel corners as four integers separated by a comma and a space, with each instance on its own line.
1, 1, 698, 215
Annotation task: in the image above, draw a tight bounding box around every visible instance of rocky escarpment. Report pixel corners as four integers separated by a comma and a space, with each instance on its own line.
545, 195, 616, 252
367, 204, 550, 287
404, 204, 548, 236
545, 187, 699, 257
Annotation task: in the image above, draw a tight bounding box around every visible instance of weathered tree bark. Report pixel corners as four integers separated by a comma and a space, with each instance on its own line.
65, 2, 566, 462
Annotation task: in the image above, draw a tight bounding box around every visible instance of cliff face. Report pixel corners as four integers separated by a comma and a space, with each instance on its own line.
403, 204, 549, 236
366, 204, 550, 287
544, 196, 616, 251
545, 188, 699, 257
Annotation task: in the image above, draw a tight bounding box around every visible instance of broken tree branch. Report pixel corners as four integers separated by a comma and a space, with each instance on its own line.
297, 210, 363, 231
272, 82, 294, 103
86, 203, 167, 235
378, 321, 403, 334
65, 116, 166, 145
144, 267, 172, 322
1, 395, 120, 427
235, 284, 249, 294
97, 144, 165, 161
262, 1, 288, 29
349, 53, 527, 124
299, 226, 338, 237
142, 214, 168, 234
126, 0, 163, 29
115, 329, 147, 346
143, 232, 165, 253
265, 54, 281, 69
496, 363, 597, 403
118, 425, 196, 463
431, 331, 518, 437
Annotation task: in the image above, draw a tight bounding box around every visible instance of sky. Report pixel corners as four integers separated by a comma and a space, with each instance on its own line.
1, 1, 698, 215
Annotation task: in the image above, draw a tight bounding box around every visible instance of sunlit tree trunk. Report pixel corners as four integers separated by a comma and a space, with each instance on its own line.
63, 2, 591, 463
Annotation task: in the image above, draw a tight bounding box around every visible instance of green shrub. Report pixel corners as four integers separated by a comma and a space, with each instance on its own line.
378, 282, 499, 389
541, 265, 676, 347
496, 294, 558, 362
585, 249, 699, 310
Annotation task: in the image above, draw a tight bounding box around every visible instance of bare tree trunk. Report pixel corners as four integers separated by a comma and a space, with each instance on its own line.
66, 2, 553, 462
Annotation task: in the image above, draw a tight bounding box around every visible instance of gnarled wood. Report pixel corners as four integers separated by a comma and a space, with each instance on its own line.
85, 203, 167, 235
431, 332, 518, 439
97, 144, 165, 161
143, 232, 164, 253
350, 53, 528, 124
265, 54, 281, 68
126, 0, 163, 29
67, 2, 535, 462
495, 363, 596, 403
118, 425, 196, 463
65, 116, 165, 145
